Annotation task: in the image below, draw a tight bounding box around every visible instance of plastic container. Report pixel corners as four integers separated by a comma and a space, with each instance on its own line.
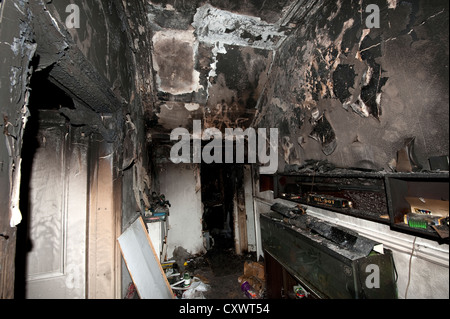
404, 213, 445, 229
184, 272, 191, 287
294, 285, 306, 299
241, 281, 259, 299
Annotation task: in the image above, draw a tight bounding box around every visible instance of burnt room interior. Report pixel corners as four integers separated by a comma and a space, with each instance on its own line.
0, 0, 448, 300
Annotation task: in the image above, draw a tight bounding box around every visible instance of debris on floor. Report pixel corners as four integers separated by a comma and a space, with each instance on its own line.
163, 247, 262, 299
172, 246, 191, 273
181, 277, 210, 299
238, 261, 266, 299
124, 282, 138, 299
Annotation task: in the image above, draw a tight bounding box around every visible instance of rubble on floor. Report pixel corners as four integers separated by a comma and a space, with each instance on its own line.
165, 248, 264, 299
238, 261, 266, 299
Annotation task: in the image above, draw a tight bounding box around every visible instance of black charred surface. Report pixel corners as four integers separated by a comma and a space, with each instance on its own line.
341, 22, 362, 57
217, 47, 250, 93
310, 114, 337, 156
256, 0, 449, 172
333, 64, 356, 104
358, 34, 388, 119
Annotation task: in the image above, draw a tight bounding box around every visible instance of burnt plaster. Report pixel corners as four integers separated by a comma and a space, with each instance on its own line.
255, 0, 449, 172
203, 45, 272, 131
152, 30, 203, 96
148, 2, 277, 133
0, 0, 38, 296
148, 0, 297, 24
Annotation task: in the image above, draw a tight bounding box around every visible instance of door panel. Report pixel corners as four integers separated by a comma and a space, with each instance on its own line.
26, 126, 65, 280
25, 113, 88, 298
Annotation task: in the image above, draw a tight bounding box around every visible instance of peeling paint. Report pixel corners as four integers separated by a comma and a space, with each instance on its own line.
152, 29, 203, 95
387, 0, 398, 9
208, 42, 227, 83
9, 67, 20, 94
192, 4, 286, 50
10, 38, 21, 56
185, 103, 200, 111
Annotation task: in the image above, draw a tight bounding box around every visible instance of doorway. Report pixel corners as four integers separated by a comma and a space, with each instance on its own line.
200, 163, 251, 254
201, 164, 235, 250
15, 69, 89, 299
194, 163, 258, 298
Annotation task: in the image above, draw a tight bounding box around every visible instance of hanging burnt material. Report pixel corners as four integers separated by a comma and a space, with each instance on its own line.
358, 34, 389, 120
309, 112, 337, 156
395, 137, 423, 172
359, 63, 388, 120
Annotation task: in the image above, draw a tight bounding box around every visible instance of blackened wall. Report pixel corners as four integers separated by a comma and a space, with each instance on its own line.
34, 0, 157, 231
0, 0, 36, 298
0, 0, 157, 298
255, 0, 449, 172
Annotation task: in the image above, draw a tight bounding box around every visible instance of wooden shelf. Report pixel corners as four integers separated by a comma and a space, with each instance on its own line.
274, 173, 390, 224
272, 170, 449, 242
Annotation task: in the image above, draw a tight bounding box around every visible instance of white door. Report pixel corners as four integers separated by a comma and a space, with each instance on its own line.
25, 112, 88, 298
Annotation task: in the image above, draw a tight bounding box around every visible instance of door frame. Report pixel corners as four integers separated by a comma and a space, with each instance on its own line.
87, 134, 122, 299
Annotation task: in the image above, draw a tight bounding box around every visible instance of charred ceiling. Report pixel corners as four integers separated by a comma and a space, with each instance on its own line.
144, 0, 448, 173
1, 0, 447, 188
146, 0, 305, 136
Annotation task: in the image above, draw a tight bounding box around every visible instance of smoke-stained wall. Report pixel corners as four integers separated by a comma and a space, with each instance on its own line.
0, 0, 157, 297
255, 0, 449, 172
0, 0, 37, 298
42, 1, 157, 219
146, 0, 290, 134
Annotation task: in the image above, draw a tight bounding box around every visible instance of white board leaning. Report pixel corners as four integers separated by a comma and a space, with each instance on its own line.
118, 216, 174, 299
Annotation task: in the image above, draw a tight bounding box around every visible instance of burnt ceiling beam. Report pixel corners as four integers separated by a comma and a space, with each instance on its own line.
30, 1, 123, 115
48, 50, 123, 114
278, 0, 323, 27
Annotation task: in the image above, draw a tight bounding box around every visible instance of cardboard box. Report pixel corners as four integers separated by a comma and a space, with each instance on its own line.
243, 261, 265, 281
405, 197, 449, 218
239, 261, 266, 295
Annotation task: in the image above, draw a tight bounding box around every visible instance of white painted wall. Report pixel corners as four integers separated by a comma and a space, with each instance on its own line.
159, 163, 204, 259
253, 189, 449, 299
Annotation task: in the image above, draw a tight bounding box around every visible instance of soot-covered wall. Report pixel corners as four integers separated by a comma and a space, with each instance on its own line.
254, 0, 449, 172
41, 0, 157, 222
147, 0, 287, 134
0, 0, 157, 297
